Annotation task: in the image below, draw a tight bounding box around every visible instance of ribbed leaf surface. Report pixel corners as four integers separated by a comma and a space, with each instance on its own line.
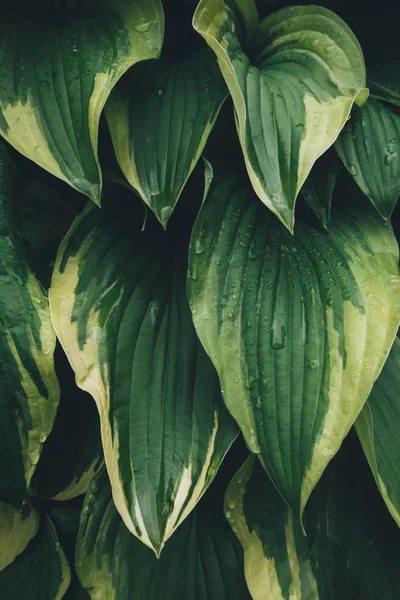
76, 468, 251, 600
0, 0, 164, 201
335, 99, 400, 219
106, 48, 227, 226
194, 0, 367, 231
50, 191, 238, 555
187, 165, 400, 522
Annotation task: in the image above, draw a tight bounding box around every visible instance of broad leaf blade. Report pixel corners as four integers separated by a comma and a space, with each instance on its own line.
225, 456, 319, 600
0, 0, 164, 202
355, 337, 400, 527
0, 144, 59, 501
0, 514, 70, 599
193, 1, 367, 231
106, 48, 228, 227
0, 502, 39, 571
187, 165, 400, 523
335, 99, 400, 219
76, 468, 251, 600
31, 345, 103, 501
50, 189, 238, 555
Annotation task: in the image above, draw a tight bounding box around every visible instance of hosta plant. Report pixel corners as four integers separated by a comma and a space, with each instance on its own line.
0, 0, 399, 598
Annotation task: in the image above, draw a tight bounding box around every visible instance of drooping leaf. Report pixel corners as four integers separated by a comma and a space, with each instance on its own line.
0, 514, 70, 599
355, 337, 400, 527
224, 455, 319, 600
31, 345, 103, 501
76, 468, 251, 600
0, 0, 164, 202
300, 149, 340, 229
193, 1, 367, 231
106, 48, 227, 227
0, 143, 59, 502
0, 502, 39, 571
335, 99, 400, 219
327, 433, 400, 600
49, 187, 238, 555
187, 164, 400, 523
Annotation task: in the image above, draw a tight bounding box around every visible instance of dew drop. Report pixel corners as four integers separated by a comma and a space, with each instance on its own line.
39, 433, 47, 443
348, 164, 358, 176
227, 501, 236, 509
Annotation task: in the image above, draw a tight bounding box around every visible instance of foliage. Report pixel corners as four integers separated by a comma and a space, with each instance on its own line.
0, 0, 399, 598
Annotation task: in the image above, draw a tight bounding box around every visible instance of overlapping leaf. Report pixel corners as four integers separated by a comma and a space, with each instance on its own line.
106, 48, 227, 226
194, 0, 367, 231
355, 337, 400, 527
335, 99, 400, 219
0, 0, 164, 202
0, 514, 70, 599
76, 468, 251, 600
0, 143, 59, 501
0, 502, 39, 571
50, 188, 238, 555
224, 456, 319, 600
187, 165, 400, 523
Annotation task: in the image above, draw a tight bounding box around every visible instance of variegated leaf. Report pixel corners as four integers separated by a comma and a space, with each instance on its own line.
76, 467, 251, 600
106, 48, 227, 226
0, 0, 164, 202
0, 143, 59, 501
50, 188, 238, 555
187, 164, 400, 523
193, 0, 367, 231
355, 337, 400, 527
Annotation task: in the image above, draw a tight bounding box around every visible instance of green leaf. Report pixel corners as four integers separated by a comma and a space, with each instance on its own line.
76, 468, 251, 600
30, 345, 103, 501
0, 502, 39, 571
224, 455, 319, 600
327, 433, 400, 599
300, 149, 340, 230
106, 48, 228, 227
355, 337, 400, 527
0, 143, 59, 501
0, 0, 164, 203
0, 514, 70, 599
49, 188, 238, 556
187, 164, 400, 524
193, 1, 367, 232
335, 99, 400, 219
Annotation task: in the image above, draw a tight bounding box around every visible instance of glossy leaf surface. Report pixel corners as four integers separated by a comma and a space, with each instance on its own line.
187, 165, 400, 522
76, 468, 251, 600
106, 48, 227, 226
50, 189, 238, 555
335, 99, 400, 219
194, 1, 367, 231
0, 0, 164, 201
